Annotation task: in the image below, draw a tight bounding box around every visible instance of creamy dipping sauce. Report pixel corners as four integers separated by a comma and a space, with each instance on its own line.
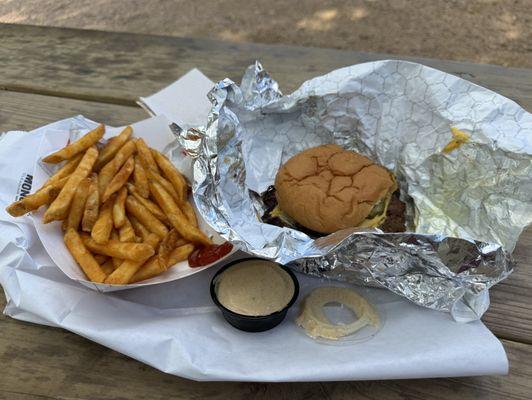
215, 260, 295, 316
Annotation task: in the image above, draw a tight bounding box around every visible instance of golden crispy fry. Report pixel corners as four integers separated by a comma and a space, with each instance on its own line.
175, 238, 188, 248
126, 183, 169, 224
133, 156, 150, 198
100, 259, 115, 275
151, 148, 188, 204
130, 256, 166, 283
149, 181, 211, 245
112, 187, 127, 228
118, 217, 137, 242
81, 234, 155, 261
43, 124, 104, 164
94, 126, 132, 171
181, 200, 198, 227
7, 185, 60, 217
161, 228, 180, 249
110, 231, 122, 268
98, 140, 136, 199
91, 195, 115, 244
81, 173, 99, 232
102, 156, 134, 203
135, 138, 158, 172
104, 233, 160, 284
6, 175, 70, 217
49, 175, 70, 189
157, 229, 180, 267
43, 146, 99, 223
146, 169, 180, 203
43, 153, 83, 187
64, 177, 91, 231
64, 229, 107, 283
129, 215, 151, 241
125, 196, 169, 239
93, 254, 109, 264
167, 244, 195, 268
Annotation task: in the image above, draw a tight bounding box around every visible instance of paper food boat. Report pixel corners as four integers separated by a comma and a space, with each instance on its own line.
31, 115, 233, 292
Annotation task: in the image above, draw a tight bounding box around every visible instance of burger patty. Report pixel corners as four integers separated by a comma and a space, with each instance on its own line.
261, 185, 406, 235
379, 191, 406, 233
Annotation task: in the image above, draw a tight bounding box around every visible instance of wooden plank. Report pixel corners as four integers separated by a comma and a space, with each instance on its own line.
483, 227, 532, 344
1, 24, 531, 110
0, 91, 145, 132
0, 90, 531, 343
0, 299, 529, 400
322, 340, 532, 400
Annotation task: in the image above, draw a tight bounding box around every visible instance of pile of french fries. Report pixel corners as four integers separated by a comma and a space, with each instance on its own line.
6, 124, 212, 284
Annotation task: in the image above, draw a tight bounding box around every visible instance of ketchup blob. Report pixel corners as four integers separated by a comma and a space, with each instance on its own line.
188, 242, 233, 268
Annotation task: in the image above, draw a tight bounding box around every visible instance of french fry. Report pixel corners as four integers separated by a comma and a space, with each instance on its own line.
146, 169, 180, 203
111, 230, 119, 241
81, 234, 155, 261
112, 187, 127, 228
101, 156, 134, 203
6, 175, 70, 217
93, 254, 109, 264
7, 185, 61, 217
166, 244, 195, 268
129, 215, 151, 241
42, 146, 99, 223
64, 177, 91, 231
81, 173, 99, 232
43, 153, 83, 187
47, 175, 70, 190
100, 259, 115, 275
110, 231, 122, 268
98, 140, 136, 198
149, 180, 211, 245
133, 156, 150, 198
43, 124, 104, 164
157, 229, 180, 267
93, 126, 132, 171
125, 196, 169, 239
91, 195, 115, 244
175, 238, 188, 248
112, 257, 122, 269
135, 138, 158, 172
126, 183, 169, 224
104, 233, 160, 284
181, 200, 198, 227
64, 229, 107, 283
151, 148, 188, 204
118, 217, 137, 242
130, 256, 166, 283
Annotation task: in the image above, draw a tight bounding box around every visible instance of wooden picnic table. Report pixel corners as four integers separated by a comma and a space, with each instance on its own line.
0, 23, 531, 400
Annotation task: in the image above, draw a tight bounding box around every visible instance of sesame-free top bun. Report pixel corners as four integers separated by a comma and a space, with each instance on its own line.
274, 144, 396, 234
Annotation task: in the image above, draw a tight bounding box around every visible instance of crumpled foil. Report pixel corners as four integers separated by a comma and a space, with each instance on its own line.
180, 60, 532, 321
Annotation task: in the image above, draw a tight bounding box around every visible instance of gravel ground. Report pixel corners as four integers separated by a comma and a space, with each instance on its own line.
1, 0, 530, 68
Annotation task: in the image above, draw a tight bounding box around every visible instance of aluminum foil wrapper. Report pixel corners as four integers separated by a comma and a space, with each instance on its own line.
180, 60, 532, 322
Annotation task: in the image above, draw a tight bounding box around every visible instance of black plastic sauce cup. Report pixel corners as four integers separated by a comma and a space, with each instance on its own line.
210, 257, 299, 332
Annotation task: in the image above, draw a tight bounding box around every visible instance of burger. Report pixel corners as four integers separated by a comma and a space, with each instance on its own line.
270, 144, 398, 234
